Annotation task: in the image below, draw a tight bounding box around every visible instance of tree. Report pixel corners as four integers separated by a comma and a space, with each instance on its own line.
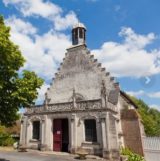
0, 16, 44, 126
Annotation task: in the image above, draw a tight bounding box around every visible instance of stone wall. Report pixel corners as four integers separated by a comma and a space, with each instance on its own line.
47, 45, 114, 104
121, 109, 144, 156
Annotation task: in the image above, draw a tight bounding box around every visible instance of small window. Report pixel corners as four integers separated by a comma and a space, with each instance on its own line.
32, 121, 40, 140
84, 119, 97, 142
79, 28, 83, 38
75, 28, 78, 39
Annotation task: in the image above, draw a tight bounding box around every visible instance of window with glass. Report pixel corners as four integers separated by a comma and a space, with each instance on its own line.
32, 121, 40, 140
84, 119, 97, 142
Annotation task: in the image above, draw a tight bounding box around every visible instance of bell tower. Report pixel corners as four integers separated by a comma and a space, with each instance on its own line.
72, 22, 86, 45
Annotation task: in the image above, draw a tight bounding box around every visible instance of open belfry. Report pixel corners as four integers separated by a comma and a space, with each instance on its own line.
20, 22, 144, 160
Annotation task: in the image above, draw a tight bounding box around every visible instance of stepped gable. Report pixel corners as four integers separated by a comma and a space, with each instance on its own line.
46, 44, 118, 104
46, 21, 119, 105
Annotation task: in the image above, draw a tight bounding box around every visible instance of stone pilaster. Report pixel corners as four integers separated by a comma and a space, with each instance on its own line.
101, 113, 111, 160
101, 116, 110, 160
107, 112, 120, 161
26, 120, 32, 146
39, 116, 47, 151
20, 116, 27, 146
69, 114, 77, 153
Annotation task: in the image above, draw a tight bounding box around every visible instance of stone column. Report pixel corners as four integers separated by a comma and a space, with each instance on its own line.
69, 114, 77, 153
20, 116, 27, 146
101, 114, 110, 160
26, 120, 32, 146
40, 115, 48, 151
107, 112, 120, 161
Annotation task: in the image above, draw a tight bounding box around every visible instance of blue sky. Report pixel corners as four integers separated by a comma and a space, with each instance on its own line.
0, 0, 160, 109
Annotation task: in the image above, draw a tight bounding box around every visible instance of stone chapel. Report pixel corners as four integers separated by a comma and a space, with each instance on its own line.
20, 22, 144, 160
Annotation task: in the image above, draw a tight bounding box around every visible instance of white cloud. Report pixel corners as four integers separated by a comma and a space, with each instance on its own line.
6, 15, 37, 35
36, 83, 50, 104
54, 11, 78, 31
3, 0, 78, 31
92, 27, 160, 77
5, 16, 72, 103
150, 104, 160, 111
127, 90, 160, 100
119, 27, 155, 49
5, 16, 71, 79
126, 90, 145, 97
148, 92, 160, 98
3, 0, 62, 18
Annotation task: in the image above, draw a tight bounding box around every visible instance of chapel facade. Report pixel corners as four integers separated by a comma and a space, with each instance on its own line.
20, 22, 144, 160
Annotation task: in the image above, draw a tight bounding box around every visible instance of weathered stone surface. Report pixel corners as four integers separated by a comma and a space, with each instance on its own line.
121, 109, 144, 156
47, 44, 114, 104
21, 24, 144, 160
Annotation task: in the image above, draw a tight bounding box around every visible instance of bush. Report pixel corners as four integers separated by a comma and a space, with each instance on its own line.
0, 133, 15, 146
121, 148, 145, 161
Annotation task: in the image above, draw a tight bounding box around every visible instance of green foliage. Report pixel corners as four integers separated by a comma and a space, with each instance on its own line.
0, 134, 15, 146
0, 15, 44, 126
121, 148, 145, 161
0, 125, 6, 134
0, 125, 15, 146
130, 96, 160, 136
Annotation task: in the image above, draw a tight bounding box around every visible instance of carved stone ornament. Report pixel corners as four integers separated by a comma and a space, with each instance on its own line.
26, 99, 103, 114
77, 112, 102, 126
28, 115, 45, 125
101, 80, 106, 98
71, 114, 75, 122
44, 92, 51, 105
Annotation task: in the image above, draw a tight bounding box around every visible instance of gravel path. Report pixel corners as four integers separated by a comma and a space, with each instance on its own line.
0, 149, 103, 161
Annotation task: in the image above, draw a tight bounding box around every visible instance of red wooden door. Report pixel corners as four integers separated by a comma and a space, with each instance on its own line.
53, 119, 62, 151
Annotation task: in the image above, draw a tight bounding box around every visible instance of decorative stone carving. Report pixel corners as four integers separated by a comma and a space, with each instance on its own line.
68, 90, 86, 103
101, 80, 107, 108
72, 88, 76, 108
21, 115, 26, 124
77, 111, 104, 126
26, 99, 104, 114
76, 99, 101, 110
44, 93, 51, 107
28, 115, 44, 123
71, 114, 76, 122
101, 80, 106, 97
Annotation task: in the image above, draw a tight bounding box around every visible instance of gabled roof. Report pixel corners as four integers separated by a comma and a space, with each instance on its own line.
120, 90, 138, 109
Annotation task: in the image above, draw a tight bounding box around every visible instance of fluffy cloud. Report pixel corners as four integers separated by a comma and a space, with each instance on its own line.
148, 92, 160, 98
127, 90, 160, 100
150, 104, 160, 110
5, 16, 72, 103
126, 90, 145, 97
6, 15, 37, 35
3, 0, 78, 31
3, 0, 62, 17
54, 11, 78, 31
5, 16, 71, 79
92, 27, 160, 77
36, 83, 50, 104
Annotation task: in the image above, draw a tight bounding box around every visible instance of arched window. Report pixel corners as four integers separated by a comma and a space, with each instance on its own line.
84, 119, 97, 142
32, 121, 40, 140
